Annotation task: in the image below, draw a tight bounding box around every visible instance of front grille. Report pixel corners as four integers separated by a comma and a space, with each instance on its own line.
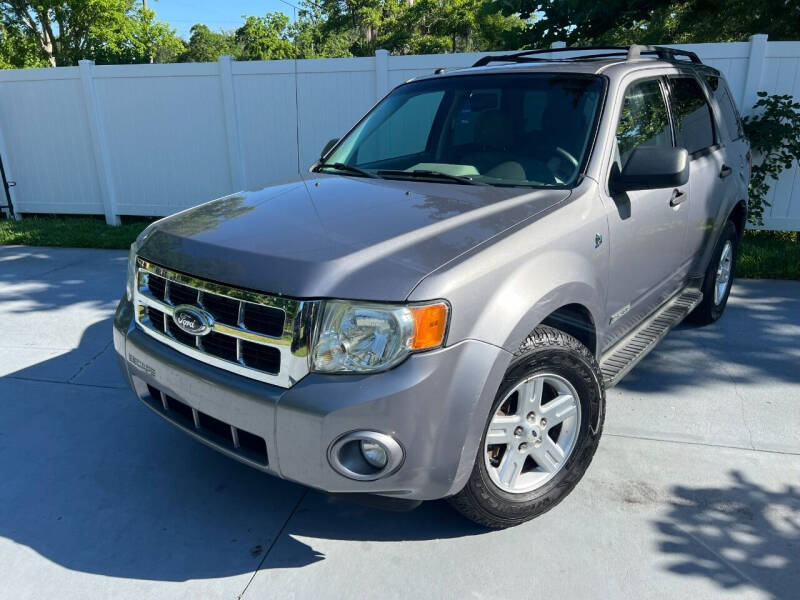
202, 293, 240, 327
241, 341, 281, 372
202, 331, 238, 362
133, 258, 313, 388
168, 281, 197, 306
145, 384, 268, 465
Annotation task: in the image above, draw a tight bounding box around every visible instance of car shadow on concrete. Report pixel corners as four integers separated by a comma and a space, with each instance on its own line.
1, 320, 484, 583
617, 279, 800, 393
654, 470, 800, 598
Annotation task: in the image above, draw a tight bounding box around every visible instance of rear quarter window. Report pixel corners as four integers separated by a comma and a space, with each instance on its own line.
705, 75, 744, 141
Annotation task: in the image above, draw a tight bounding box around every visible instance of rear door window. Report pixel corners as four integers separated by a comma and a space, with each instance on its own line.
704, 75, 744, 141
616, 78, 672, 167
668, 76, 716, 154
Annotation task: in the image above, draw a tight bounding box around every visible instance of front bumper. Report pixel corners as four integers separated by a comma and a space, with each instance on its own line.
114, 297, 511, 501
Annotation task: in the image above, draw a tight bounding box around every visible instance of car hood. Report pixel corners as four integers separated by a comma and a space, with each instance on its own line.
138, 173, 571, 301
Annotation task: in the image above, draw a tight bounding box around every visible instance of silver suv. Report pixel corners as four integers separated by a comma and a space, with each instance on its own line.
114, 45, 750, 528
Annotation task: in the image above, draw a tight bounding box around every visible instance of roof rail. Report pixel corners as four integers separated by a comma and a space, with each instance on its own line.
472, 45, 702, 67
626, 44, 702, 63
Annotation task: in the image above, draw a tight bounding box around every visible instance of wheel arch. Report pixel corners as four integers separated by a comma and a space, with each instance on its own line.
729, 199, 748, 239
500, 276, 604, 358
539, 303, 598, 357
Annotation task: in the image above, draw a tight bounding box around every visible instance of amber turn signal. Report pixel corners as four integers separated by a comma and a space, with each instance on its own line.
409, 302, 449, 350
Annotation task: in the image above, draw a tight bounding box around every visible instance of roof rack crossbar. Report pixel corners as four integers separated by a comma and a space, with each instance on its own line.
472, 45, 702, 67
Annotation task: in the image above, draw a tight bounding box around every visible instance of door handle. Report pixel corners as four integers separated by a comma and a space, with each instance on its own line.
669, 189, 686, 207
719, 164, 732, 178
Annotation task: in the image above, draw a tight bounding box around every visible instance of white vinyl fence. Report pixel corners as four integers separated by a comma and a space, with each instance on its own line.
0, 34, 799, 230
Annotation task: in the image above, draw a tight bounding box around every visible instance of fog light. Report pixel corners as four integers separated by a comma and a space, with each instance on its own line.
328, 431, 404, 480
360, 440, 388, 469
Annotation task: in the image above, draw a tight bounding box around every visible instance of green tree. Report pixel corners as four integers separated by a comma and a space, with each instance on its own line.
0, 21, 47, 67
0, 1, 182, 66
89, 4, 183, 64
235, 13, 295, 60
743, 92, 800, 225
292, 2, 353, 58
128, 5, 183, 63
492, 0, 800, 48
180, 24, 237, 62
300, 0, 522, 56
398, 0, 523, 54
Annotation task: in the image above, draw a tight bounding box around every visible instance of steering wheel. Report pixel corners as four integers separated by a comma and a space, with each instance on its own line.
555, 147, 578, 168
546, 147, 579, 184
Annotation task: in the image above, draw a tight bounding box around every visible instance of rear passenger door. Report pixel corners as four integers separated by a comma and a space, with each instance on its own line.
666, 75, 727, 273
704, 74, 750, 249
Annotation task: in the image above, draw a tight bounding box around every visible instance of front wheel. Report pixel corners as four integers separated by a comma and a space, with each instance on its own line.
449, 326, 605, 528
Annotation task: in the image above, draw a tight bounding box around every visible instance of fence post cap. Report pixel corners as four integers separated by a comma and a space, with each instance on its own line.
375, 49, 390, 57
749, 34, 769, 42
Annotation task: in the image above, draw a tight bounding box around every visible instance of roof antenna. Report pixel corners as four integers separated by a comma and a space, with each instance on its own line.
434, 68, 445, 74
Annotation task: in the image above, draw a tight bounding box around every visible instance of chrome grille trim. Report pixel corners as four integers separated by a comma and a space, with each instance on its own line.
133, 258, 315, 388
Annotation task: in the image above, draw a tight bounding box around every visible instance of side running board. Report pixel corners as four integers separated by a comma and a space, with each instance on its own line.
599, 287, 703, 387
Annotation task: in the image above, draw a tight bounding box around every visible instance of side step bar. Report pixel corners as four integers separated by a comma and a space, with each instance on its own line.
599, 287, 703, 387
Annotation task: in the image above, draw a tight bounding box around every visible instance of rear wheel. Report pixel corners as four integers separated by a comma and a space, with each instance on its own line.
449, 326, 604, 528
689, 220, 739, 325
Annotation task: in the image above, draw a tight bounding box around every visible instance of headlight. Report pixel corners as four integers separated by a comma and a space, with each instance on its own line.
125, 243, 137, 301
125, 222, 159, 301
310, 300, 449, 373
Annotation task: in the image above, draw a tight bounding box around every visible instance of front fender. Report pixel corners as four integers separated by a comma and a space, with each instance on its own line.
470, 250, 604, 354
410, 187, 609, 355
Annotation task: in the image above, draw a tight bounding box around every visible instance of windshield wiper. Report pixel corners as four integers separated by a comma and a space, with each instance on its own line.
376, 169, 487, 186
315, 162, 379, 179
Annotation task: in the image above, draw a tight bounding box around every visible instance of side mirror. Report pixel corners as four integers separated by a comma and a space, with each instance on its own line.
321, 138, 339, 159
613, 146, 689, 192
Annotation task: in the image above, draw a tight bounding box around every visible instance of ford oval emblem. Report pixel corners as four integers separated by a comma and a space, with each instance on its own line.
172, 305, 213, 336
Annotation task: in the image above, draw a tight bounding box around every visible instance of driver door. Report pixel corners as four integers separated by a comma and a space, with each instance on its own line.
602, 77, 690, 349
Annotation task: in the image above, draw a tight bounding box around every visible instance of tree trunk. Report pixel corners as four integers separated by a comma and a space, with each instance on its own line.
41, 33, 57, 67
38, 9, 58, 66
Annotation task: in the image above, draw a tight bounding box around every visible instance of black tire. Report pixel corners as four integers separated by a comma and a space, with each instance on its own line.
688, 220, 739, 325
448, 326, 605, 528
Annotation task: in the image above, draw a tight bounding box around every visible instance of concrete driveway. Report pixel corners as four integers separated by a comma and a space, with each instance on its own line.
1, 245, 798, 600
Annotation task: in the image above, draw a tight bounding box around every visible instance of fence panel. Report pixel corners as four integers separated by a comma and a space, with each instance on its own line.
296, 58, 376, 171
93, 63, 233, 216
0, 38, 798, 229
0, 68, 103, 215
233, 60, 298, 192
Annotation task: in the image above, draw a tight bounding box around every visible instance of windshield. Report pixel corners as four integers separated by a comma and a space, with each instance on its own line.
320, 73, 604, 188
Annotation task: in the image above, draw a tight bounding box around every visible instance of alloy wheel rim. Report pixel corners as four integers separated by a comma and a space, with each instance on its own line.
714, 240, 733, 305
484, 373, 581, 494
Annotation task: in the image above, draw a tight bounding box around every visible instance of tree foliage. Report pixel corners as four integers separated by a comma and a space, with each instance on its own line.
179, 13, 306, 62
492, 0, 800, 48
297, 0, 523, 57
2, 0, 800, 69
235, 13, 295, 61
0, 21, 46, 67
742, 92, 800, 226
180, 24, 237, 63
0, 0, 183, 66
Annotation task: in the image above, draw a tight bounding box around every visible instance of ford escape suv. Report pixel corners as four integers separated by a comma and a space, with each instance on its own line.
114, 45, 749, 528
